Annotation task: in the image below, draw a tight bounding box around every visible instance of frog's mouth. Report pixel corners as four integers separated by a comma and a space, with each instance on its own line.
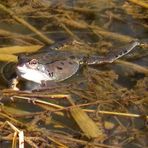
16, 64, 50, 84
16, 64, 29, 75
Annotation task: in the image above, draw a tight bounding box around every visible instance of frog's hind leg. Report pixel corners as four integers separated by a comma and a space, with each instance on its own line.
106, 39, 140, 63
86, 39, 140, 65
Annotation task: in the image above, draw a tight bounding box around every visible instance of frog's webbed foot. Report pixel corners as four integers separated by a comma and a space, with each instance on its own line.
85, 39, 141, 65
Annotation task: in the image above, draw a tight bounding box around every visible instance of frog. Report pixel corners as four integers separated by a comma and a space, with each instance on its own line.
14, 39, 141, 90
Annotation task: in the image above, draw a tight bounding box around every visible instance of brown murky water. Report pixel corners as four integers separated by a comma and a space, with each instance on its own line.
0, 0, 147, 147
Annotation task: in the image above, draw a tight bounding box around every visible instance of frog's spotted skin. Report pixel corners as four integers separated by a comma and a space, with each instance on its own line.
16, 39, 141, 84
84, 40, 140, 65
44, 59, 80, 82
16, 58, 80, 84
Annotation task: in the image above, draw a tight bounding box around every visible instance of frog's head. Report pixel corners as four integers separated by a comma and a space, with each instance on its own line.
16, 55, 50, 84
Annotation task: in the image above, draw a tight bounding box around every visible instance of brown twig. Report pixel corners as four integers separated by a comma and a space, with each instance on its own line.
59, 17, 135, 42
128, 0, 148, 9
54, 16, 79, 40
116, 60, 148, 75
0, 3, 54, 44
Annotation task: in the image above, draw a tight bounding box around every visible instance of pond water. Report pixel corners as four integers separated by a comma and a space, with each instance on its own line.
0, 0, 147, 147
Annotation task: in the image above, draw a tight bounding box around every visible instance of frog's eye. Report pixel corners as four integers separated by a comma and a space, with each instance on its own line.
26, 59, 38, 69
29, 59, 38, 65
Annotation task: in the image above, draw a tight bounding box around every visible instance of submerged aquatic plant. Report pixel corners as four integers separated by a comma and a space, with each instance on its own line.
0, 0, 147, 147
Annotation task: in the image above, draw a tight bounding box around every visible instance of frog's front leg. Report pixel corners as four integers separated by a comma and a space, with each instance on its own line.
86, 39, 140, 65
10, 76, 20, 90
